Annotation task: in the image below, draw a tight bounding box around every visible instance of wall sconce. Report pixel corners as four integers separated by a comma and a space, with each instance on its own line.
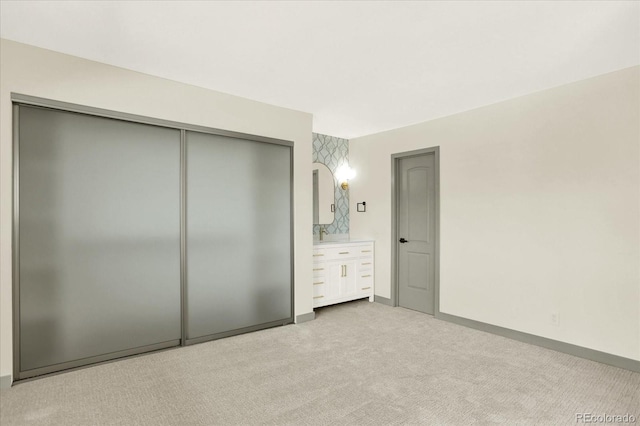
336, 163, 356, 190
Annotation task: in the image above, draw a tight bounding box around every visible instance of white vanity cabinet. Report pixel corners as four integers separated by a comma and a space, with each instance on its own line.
312, 241, 374, 308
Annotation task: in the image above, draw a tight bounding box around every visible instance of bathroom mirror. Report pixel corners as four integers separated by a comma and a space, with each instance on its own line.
312, 162, 335, 225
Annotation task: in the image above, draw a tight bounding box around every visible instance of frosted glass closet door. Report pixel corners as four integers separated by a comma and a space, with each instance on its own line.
186, 131, 292, 341
18, 106, 181, 375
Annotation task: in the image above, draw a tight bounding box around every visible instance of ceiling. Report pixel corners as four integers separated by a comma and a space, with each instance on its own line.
1, 1, 638, 139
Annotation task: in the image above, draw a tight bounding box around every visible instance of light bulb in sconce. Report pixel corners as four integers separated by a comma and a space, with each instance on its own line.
336, 163, 356, 190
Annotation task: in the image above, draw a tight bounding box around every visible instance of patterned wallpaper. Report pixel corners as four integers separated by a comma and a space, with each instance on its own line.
312, 133, 349, 235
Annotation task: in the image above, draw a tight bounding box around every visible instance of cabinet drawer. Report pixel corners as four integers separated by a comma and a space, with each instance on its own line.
359, 259, 373, 271
324, 246, 358, 259
359, 247, 374, 256
312, 248, 326, 259
359, 274, 373, 292
312, 266, 326, 278
312, 275, 327, 287
313, 282, 325, 299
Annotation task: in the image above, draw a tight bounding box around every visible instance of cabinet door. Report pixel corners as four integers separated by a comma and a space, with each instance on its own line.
326, 258, 358, 300
326, 261, 343, 300
340, 259, 358, 297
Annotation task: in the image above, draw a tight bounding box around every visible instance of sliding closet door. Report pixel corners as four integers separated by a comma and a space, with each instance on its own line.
186, 131, 292, 342
17, 106, 181, 377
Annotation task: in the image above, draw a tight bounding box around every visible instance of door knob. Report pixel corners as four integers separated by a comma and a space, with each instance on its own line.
399, 238, 408, 243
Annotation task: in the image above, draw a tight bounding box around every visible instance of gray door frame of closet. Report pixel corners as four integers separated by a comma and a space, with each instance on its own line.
11, 93, 295, 381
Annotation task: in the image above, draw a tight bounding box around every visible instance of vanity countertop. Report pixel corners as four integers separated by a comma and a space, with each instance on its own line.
313, 239, 374, 247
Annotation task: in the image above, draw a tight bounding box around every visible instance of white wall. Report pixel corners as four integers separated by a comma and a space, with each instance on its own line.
350, 66, 640, 360
0, 39, 314, 380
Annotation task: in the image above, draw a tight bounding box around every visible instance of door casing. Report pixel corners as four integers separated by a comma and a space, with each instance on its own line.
391, 147, 440, 314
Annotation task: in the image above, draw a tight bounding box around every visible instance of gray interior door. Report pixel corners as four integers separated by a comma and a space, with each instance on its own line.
398, 153, 436, 314
17, 105, 182, 378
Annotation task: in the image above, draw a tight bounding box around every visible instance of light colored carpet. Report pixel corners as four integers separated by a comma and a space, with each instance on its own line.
1, 300, 638, 425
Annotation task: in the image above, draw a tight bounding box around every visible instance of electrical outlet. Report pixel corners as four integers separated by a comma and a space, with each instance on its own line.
550, 312, 559, 327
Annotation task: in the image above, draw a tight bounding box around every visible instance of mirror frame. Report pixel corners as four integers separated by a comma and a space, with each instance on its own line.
312, 162, 335, 225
